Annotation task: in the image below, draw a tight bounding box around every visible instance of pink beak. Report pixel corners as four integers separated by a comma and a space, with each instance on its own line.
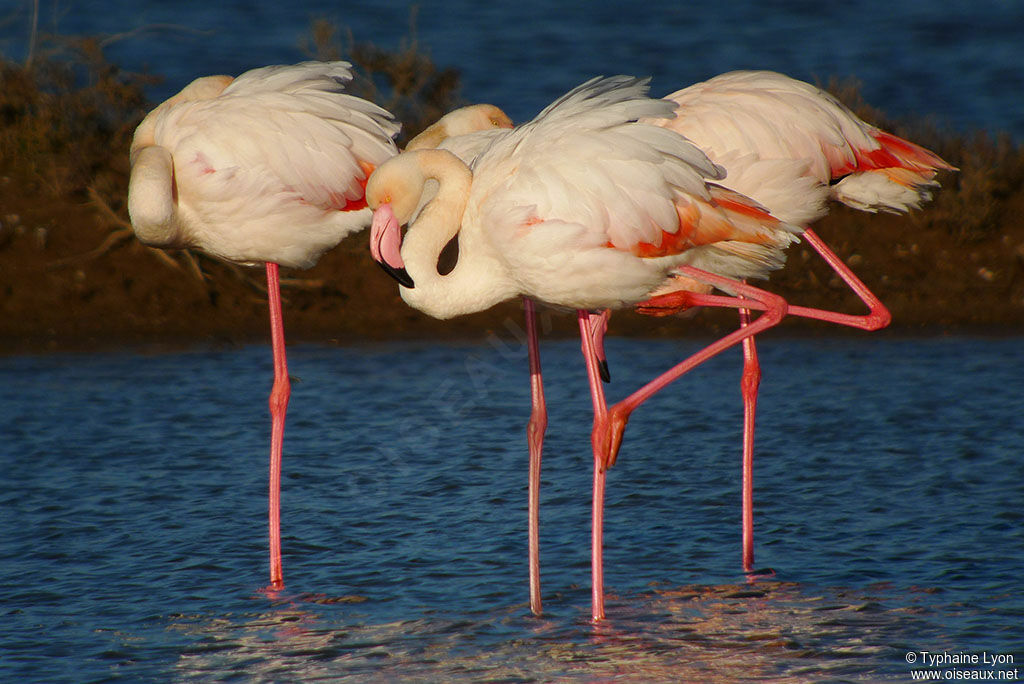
369, 203, 414, 288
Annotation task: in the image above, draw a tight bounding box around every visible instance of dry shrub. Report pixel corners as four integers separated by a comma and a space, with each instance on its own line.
300, 14, 464, 146
0, 35, 154, 204
923, 132, 1024, 244
825, 76, 1024, 245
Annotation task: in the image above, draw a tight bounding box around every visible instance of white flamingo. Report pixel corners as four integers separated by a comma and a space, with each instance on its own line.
502, 70, 954, 599
365, 75, 807, 620
632, 70, 955, 573
127, 60, 512, 589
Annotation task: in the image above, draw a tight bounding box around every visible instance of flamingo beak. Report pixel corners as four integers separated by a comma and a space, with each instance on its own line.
369, 203, 415, 288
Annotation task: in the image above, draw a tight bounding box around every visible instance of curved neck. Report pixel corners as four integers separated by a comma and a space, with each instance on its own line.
127, 145, 184, 248
400, 150, 518, 319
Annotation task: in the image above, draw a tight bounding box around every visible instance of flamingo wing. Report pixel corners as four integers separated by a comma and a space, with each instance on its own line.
165, 62, 398, 213
660, 70, 955, 214
142, 62, 399, 267
662, 70, 883, 180
465, 77, 798, 308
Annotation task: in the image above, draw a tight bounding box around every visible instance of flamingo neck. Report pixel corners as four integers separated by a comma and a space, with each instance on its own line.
399, 150, 518, 319
127, 145, 187, 248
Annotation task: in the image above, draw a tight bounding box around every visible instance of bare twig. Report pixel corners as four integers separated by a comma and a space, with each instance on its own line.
87, 185, 131, 230
149, 247, 186, 272
25, 0, 39, 67
98, 24, 214, 49
47, 227, 133, 268
280, 277, 325, 290
217, 260, 268, 293
179, 250, 205, 283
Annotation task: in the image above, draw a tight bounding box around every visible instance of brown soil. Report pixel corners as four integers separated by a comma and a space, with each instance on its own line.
1, 163, 1022, 356
2, 39, 1023, 355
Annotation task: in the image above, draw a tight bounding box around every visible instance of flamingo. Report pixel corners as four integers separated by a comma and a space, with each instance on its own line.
365, 75, 814, 620
507, 71, 955, 600
628, 70, 956, 573
127, 60, 513, 589
404, 104, 513, 151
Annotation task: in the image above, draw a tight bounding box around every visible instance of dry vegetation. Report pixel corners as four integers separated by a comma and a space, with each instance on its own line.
1, 23, 1023, 354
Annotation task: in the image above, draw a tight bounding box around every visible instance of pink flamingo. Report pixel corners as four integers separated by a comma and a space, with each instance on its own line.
512, 70, 954, 605
365, 75, 811, 620
631, 70, 955, 573
127, 60, 512, 589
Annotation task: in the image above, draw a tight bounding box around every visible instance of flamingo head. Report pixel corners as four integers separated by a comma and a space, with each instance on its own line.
405, 104, 513, 151
366, 149, 474, 292
367, 153, 431, 289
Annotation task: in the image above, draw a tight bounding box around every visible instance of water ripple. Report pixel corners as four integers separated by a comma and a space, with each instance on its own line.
1, 338, 1021, 681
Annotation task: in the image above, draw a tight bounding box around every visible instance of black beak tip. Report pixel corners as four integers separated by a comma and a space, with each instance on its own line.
376, 260, 415, 289
598, 359, 611, 384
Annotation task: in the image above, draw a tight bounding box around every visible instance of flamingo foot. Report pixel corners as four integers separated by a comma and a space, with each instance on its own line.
745, 567, 776, 581
634, 291, 701, 316
596, 404, 630, 472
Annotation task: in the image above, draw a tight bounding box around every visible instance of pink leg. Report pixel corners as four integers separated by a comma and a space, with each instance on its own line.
589, 310, 612, 382
787, 228, 891, 330
581, 268, 786, 621
722, 230, 885, 579
738, 308, 759, 574
598, 268, 787, 471
728, 230, 885, 577
524, 298, 546, 617
728, 228, 883, 578
578, 311, 610, 622
523, 302, 610, 618
266, 262, 290, 589
629, 233, 885, 586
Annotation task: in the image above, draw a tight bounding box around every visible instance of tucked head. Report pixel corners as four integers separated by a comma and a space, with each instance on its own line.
442, 104, 514, 136
365, 152, 431, 289
405, 104, 513, 151
365, 151, 429, 223
365, 148, 475, 291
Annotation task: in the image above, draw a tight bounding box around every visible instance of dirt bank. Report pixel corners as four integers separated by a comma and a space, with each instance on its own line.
2, 44, 1022, 355
1, 165, 1021, 357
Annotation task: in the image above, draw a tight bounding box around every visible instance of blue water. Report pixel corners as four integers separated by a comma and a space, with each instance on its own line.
2, 0, 1022, 139
1, 336, 1022, 682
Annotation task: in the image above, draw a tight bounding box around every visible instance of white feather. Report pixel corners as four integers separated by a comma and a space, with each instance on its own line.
129, 61, 399, 269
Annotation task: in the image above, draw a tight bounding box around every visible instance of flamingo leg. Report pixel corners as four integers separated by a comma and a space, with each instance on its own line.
580, 270, 785, 621
619, 231, 886, 589
525, 302, 611, 618
266, 262, 290, 589
578, 310, 610, 622
524, 297, 546, 617
738, 307, 759, 574
727, 228, 884, 578
786, 228, 891, 330
599, 267, 787, 472
589, 310, 612, 382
